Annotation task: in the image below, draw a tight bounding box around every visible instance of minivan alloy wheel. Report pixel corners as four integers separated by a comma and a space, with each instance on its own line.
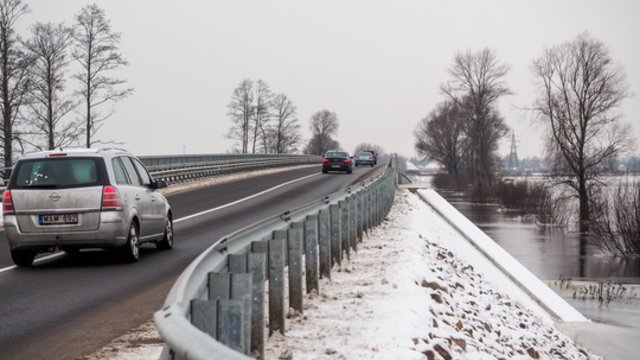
122, 223, 140, 262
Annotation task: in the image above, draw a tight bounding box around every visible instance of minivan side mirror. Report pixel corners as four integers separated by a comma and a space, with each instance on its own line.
151, 179, 168, 190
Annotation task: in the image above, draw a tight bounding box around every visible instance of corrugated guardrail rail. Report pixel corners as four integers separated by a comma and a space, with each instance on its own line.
140, 154, 320, 185
154, 159, 398, 360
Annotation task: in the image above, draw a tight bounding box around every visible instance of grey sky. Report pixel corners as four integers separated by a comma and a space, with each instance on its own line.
19, 0, 640, 158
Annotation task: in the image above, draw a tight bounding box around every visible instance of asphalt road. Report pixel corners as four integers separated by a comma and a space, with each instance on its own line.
0, 164, 379, 360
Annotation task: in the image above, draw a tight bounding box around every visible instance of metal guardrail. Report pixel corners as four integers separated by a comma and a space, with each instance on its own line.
0, 154, 321, 195
154, 159, 398, 359
141, 155, 319, 185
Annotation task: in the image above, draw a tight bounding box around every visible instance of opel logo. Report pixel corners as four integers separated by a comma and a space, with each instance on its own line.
49, 192, 61, 202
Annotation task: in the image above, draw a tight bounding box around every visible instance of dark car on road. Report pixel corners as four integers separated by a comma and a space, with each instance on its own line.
322, 150, 352, 174
354, 151, 376, 167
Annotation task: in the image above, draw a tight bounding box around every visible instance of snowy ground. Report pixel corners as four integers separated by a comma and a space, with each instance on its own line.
262, 189, 599, 359
97, 187, 600, 360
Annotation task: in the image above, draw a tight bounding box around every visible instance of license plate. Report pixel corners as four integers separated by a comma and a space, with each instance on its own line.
332, 165, 341, 168
39, 214, 78, 225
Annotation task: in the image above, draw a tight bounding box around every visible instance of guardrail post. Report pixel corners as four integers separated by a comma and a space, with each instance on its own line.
273, 229, 288, 265
329, 204, 342, 266
358, 190, 365, 241
369, 185, 375, 229
229, 254, 247, 273
231, 273, 252, 355
208, 272, 244, 352
268, 237, 286, 336
248, 253, 266, 359
375, 183, 382, 226
288, 223, 304, 313
361, 187, 369, 236
304, 215, 320, 293
217, 298, 245, 353
190, 299, 217, 340
318, 208, 331, 279
252, 240, 269, 257
339, 200, 350, 261
349, 195, 357, 253
209, 272, 230, 301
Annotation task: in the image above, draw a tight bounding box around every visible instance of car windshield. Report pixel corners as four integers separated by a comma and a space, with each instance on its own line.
325, 152, 348, 158
358, 152, 372, 157
12, 157, 104, 189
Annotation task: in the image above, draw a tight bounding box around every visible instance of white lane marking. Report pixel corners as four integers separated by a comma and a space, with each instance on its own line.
0, 172, 320, 273
0, 252, 65, 273
174, 172, 320, 224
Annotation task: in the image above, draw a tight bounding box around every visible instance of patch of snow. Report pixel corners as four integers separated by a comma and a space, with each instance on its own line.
81, 321, 162, 360
405, 161, 419, 171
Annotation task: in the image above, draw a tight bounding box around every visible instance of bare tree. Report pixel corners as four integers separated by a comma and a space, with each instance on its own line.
0, 0, 31, 172
226, 79, 254, 153
305, 109, 339, 156
305, 134, 339, 156
72, 3, 133, 148
441, 48, 511, 195
269, 93, 300, 153
252, 79, 271, 153
414, 99, 468, 176
24, 22, 79, 150
532, 32, 632, 227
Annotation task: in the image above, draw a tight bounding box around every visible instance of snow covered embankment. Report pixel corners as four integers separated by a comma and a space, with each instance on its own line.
265, 189, 599, 359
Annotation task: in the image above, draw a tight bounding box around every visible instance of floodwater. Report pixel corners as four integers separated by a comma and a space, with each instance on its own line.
437, 189, 640, 283
429, 184, 640, 359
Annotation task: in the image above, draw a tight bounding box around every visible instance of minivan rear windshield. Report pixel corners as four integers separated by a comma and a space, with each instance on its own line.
10, 157, 108, 189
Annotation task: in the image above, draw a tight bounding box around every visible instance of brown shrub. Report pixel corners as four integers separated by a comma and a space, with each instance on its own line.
590, 181, 640, 256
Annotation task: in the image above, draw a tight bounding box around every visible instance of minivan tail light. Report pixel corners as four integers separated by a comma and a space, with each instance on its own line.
343, 159, 350, 164
322, 158, 329, 163
3, 190, 14, 214
102, 186, 123, 210
48, 153, 67, 157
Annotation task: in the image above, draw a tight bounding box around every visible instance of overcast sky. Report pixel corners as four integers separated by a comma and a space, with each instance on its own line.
18, 0, 640, 158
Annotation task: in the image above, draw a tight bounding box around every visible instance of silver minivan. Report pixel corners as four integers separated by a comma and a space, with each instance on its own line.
3, 148, 173, 266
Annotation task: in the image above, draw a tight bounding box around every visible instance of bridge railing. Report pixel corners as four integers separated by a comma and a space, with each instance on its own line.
0, 154, 321, 194
139, 154, 320, 185
154, 159, 398, 360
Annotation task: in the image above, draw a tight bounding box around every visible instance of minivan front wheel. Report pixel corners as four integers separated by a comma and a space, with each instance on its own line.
156, 217, 173, 250
121, 223, 140, 262
11, 249, 35, 267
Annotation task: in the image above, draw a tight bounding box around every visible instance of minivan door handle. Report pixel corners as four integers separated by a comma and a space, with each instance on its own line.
135, 195, 141, 201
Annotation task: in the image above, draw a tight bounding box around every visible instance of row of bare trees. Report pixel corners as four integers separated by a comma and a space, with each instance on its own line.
226, 79, 301, 154
415, 48, 510, 196
0, 0, 131, 170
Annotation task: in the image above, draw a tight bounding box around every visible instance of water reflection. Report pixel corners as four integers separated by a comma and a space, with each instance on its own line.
437, 189, 640, 283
